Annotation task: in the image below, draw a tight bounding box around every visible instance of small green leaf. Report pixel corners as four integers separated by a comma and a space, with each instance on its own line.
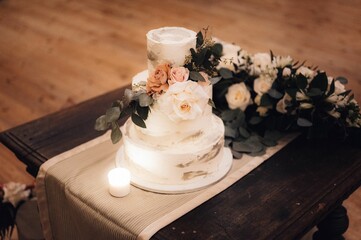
212, 43, 223, 57
221, 109, 239, 121
219, 68, 233, 79
296, 74, 308, 90
210, 76, 222, 85
261, 138, 277, 147
238, 127, 250, 138
139, 93, 153, 107
190, 71, 206, 82
195, 48, 207, 66
196, 31, 204, 48
131, 113, 146, 128
94, 115, 109, 131
310, 72, 328, 92
307, 88, 323, 97
225, 126, 237, 138
111, 122, 122, 144
249, 116, 263, 125
268, 89, 283, 99
105, 107, 121, 123
260, 94, 273, 107
136, 104, 149, 120
336, 76, 348, 84
111, 100, 124, 110
231, 150, 243, 159
297, 118, 313, 127
208, 98, 216, 108
232, 141, 253, 153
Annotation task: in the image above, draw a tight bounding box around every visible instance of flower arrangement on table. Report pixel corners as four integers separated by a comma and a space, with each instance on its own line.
0, 182, 33, 239
95, 28, 361, 158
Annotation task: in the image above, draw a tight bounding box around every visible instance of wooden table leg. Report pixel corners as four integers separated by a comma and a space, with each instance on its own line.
313, 204, 349, 240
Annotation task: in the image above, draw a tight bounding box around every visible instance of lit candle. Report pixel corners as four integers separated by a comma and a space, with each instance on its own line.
108, 168, 131, 197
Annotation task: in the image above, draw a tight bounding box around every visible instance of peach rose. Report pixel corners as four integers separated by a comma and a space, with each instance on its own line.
146, 63, 171, 94
168, 67, 189, 85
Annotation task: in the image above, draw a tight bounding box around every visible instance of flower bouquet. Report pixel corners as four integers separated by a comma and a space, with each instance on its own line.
95, 28, 361, 158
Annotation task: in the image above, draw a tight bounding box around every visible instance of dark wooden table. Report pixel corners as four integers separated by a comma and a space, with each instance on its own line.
1, 85, 360, 240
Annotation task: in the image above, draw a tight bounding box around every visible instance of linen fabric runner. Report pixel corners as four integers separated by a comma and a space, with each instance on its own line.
36, 131, 297, 240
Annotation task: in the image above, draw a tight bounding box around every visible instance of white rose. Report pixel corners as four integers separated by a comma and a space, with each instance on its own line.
158, 81, 209, 122
273, 55, 293, 68
276, 93, 292, 114
250, 53, 273, 75
327, 77, 346, 95
257, 106, 269, 116
253, 75, 273, 95
225, 82, 252, 111
3, 182, 31, 207
282, 67, 291, 77
296, 66, 315, 79
218, 43, 241, 71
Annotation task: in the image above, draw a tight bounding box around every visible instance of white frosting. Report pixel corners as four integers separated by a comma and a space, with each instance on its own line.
147, 27, 196, 73
120, 27, 229, 189
123, 116, 225, 184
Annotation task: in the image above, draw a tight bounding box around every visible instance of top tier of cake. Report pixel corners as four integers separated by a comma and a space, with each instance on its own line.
147, 27, 197, 73
132, 27, 213, 137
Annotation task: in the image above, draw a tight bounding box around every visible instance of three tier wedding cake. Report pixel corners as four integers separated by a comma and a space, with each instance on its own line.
116, 27, 233, 193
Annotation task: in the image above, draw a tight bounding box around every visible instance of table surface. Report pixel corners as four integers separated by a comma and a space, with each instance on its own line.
1, 84, 360, 240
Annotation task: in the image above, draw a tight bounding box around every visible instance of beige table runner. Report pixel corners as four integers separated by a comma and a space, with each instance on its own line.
36, 131, 297, 240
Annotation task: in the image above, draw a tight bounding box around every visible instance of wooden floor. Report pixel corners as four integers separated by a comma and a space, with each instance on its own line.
0, 0, 360, 239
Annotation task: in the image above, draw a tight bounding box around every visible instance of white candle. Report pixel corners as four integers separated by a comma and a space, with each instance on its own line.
146, 27, 197, 73
108, 168, 131, 197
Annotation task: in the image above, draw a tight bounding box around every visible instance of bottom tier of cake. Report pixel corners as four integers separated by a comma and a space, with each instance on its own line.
116, 115, 233, 193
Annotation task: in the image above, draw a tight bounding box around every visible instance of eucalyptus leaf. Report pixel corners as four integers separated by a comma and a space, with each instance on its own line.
136, 104, 149, 120
307, 88, 323, 97
310, 72, 328, 92
210, 76, 222, 85
105, 107, 121, 123
219, 68, 233, 79
124, 88, 134, 102
196, 31, 204, 48
336, 76, 348, 84
224, 138, 233, 147
111, 100, 124, 110
232, 141, 253, 153
285, 88, 298, 100
225, 126, 237, 138
221, 109, 239, 121
139, 93, 153, 107
111, 122, 122, 144
249, 116, 263, 125
296, 74, 308, 90
261, 138, 277, 147
131, 113, 146, 128
238, 127, 250, 138
264, 130, 282, 141
195, 48, 207, 66
208, 98, 216, 108
190, 71, 206, 82
94, 115, 109, 131
212, 43, 223, 57
231, 150, 243, 159
268, 89, 283, 99
260, 94, 273, 107
297, 117, 313, 127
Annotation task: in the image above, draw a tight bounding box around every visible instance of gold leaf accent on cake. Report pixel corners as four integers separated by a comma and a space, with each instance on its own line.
147, 50, 158, 61
182, 171, 208, 180
196, 139, 223, 163
176, 160, 195, 168
179, 130, 204, 143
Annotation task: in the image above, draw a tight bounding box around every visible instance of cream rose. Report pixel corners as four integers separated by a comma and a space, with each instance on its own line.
296, 66, 315, 79
168, 67, 189, 85
225, 82, 252, 111
253, 75, 273, 95
158, 81, 209, 122
273, 55, 293, 68
282, 67, 291, 78
276, 93, 292, 114
146, 63, 171, 94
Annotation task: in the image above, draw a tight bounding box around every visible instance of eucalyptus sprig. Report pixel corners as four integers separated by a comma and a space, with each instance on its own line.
95, 88, 152, 144
184, 27, 223, 81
